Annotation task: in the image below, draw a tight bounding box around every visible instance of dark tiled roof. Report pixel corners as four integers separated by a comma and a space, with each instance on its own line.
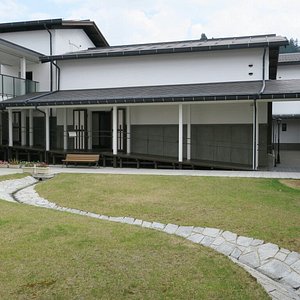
278, 53, 300, 65
40, 34, 288, 62
0, 19, 109, 47
2, 79, 300, 107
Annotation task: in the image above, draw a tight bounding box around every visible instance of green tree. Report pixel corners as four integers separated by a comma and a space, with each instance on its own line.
280, 38, 300, 53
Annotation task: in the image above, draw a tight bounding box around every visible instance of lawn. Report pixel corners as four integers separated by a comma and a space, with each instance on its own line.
37, 174, 300, 251
0, 200, 268, 299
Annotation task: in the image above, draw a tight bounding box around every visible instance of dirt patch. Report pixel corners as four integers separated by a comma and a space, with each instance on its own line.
280, 179, 300, 190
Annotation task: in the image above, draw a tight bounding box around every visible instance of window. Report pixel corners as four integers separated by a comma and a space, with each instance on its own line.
282, 123, 287, 131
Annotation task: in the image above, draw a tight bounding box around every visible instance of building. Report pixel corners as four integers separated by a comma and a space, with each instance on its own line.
273, 53, 300, 151
1, 18, 299, 170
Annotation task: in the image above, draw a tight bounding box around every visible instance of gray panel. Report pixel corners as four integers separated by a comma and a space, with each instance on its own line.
33, 117, 45, 147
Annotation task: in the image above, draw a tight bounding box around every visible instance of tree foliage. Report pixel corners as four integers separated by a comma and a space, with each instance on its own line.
280, 38, 300, 53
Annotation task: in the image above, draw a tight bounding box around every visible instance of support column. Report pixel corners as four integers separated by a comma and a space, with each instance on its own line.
20, 57, 26, 95
21, 110, 26, 146
126, 107, 131, 154
113, 106, 118, 155
87, 110, 92, 150
252, 101, 259, 170
29, 109, 34, 147
186, 104, 191, 160
45, 108, 50, 151
178, 104, 183, 163
0, 111, 2, 145
20, 57, 26, 79
8, 109, 13, 147
63, 108, 68, 150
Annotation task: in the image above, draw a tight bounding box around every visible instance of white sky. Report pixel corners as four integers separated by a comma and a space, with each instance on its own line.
0, 0, 299, 45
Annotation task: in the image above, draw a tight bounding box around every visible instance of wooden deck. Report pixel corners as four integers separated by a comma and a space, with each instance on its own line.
0, 145, 252, 171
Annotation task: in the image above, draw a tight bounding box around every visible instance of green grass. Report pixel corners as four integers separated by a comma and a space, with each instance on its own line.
0, 201, 268, 299
37, 174, 300, 251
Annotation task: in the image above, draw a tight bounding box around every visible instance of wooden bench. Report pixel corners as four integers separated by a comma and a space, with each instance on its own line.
62, 154, 100, 167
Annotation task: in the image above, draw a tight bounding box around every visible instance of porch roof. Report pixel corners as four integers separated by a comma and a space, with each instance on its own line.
2, 79, 300, 108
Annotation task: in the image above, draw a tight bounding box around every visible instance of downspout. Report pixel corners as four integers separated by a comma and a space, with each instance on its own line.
253, 47, 267, 170
44, 24, 53, 92
52, 61, 61, 91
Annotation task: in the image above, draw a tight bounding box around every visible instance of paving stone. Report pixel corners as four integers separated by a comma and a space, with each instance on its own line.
251, 239, 264, 246
280, 248, 291, 255
285, 252, 300, 266
231, 248, 242, 259
200, 236, 215, 247
275, 251, 288, 262
215, 242, 235, 256
280, 271, 300, 289
242, 246, 257, 255
222, 231, 237, 243
142, 221, 152, 228
133, 219, 143, 226
193, 227, 204, 234
291, 260, 300, 274
123, 217, 135, 225
202, 227, 221, 238
270, 290, 295, 300
258, 260, 291, 280
175, 226, 194, 238
258, 243, 279, 261
239, 252, 260, 269
212, 236, 225, 246
99, 215, 109, 220
109, 216, 124, 223
236, 236, 253, 247
151, 222, 165, 230
187, 233, 204, 244
86, 212, 100, 219
163, 224, 178, 234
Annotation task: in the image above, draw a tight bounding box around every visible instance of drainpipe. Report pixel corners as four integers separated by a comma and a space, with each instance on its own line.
44, 24, 53, 92
252, 47, 267, 170
52, 61, 61, 91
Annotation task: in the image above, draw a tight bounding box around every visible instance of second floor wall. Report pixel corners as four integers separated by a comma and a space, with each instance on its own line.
58, 47, 269, 90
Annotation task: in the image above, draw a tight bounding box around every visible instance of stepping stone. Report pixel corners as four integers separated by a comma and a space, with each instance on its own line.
164, 224, 178, 234
275, 251, 288, 262
175, 226, 194, 238
215, 242, 235, 256
251, 239, 264, 246
193, 227, 204, 234
236, 236, 253, 247
291, 260, 300, 274
222, 231, 237, 243
151, 222, 165, 230
212, 236, 225, 246
257, 243, 279, 261
123, 217, 135, 224
109, 216, 124, 223
231, 248, 242, 259
258, 260, 291, 280
285, 252, 300, 266
281, 271, 300, 289
239, 252, 260, 269
202, 227, 221, 238
187, 233, 204, 243
142, 221, 152, 228
200, 236, 215, 247
133, 219, 143, 226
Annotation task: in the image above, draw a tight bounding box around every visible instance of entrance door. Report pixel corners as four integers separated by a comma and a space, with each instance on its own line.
92, 111, 112, 150
73, 110, 87, 150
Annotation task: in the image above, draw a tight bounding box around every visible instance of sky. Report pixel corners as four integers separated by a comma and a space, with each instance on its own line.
0, 0, 299, 46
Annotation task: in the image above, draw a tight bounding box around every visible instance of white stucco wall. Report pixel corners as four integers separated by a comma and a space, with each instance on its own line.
0, 29, 95, 55
273, 119, 300, 143
59, 48, 268, 90
274, 64, 300, 116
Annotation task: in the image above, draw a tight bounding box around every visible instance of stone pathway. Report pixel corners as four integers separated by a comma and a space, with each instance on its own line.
1, 176, 300, 299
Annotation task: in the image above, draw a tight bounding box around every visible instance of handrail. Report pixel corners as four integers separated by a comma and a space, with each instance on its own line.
0, 73, 39, 99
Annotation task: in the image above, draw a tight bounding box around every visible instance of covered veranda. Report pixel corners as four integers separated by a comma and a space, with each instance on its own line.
1, 79, 300, 170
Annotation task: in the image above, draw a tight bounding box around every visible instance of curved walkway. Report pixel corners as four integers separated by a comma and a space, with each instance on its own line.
1, 176, 300, 300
